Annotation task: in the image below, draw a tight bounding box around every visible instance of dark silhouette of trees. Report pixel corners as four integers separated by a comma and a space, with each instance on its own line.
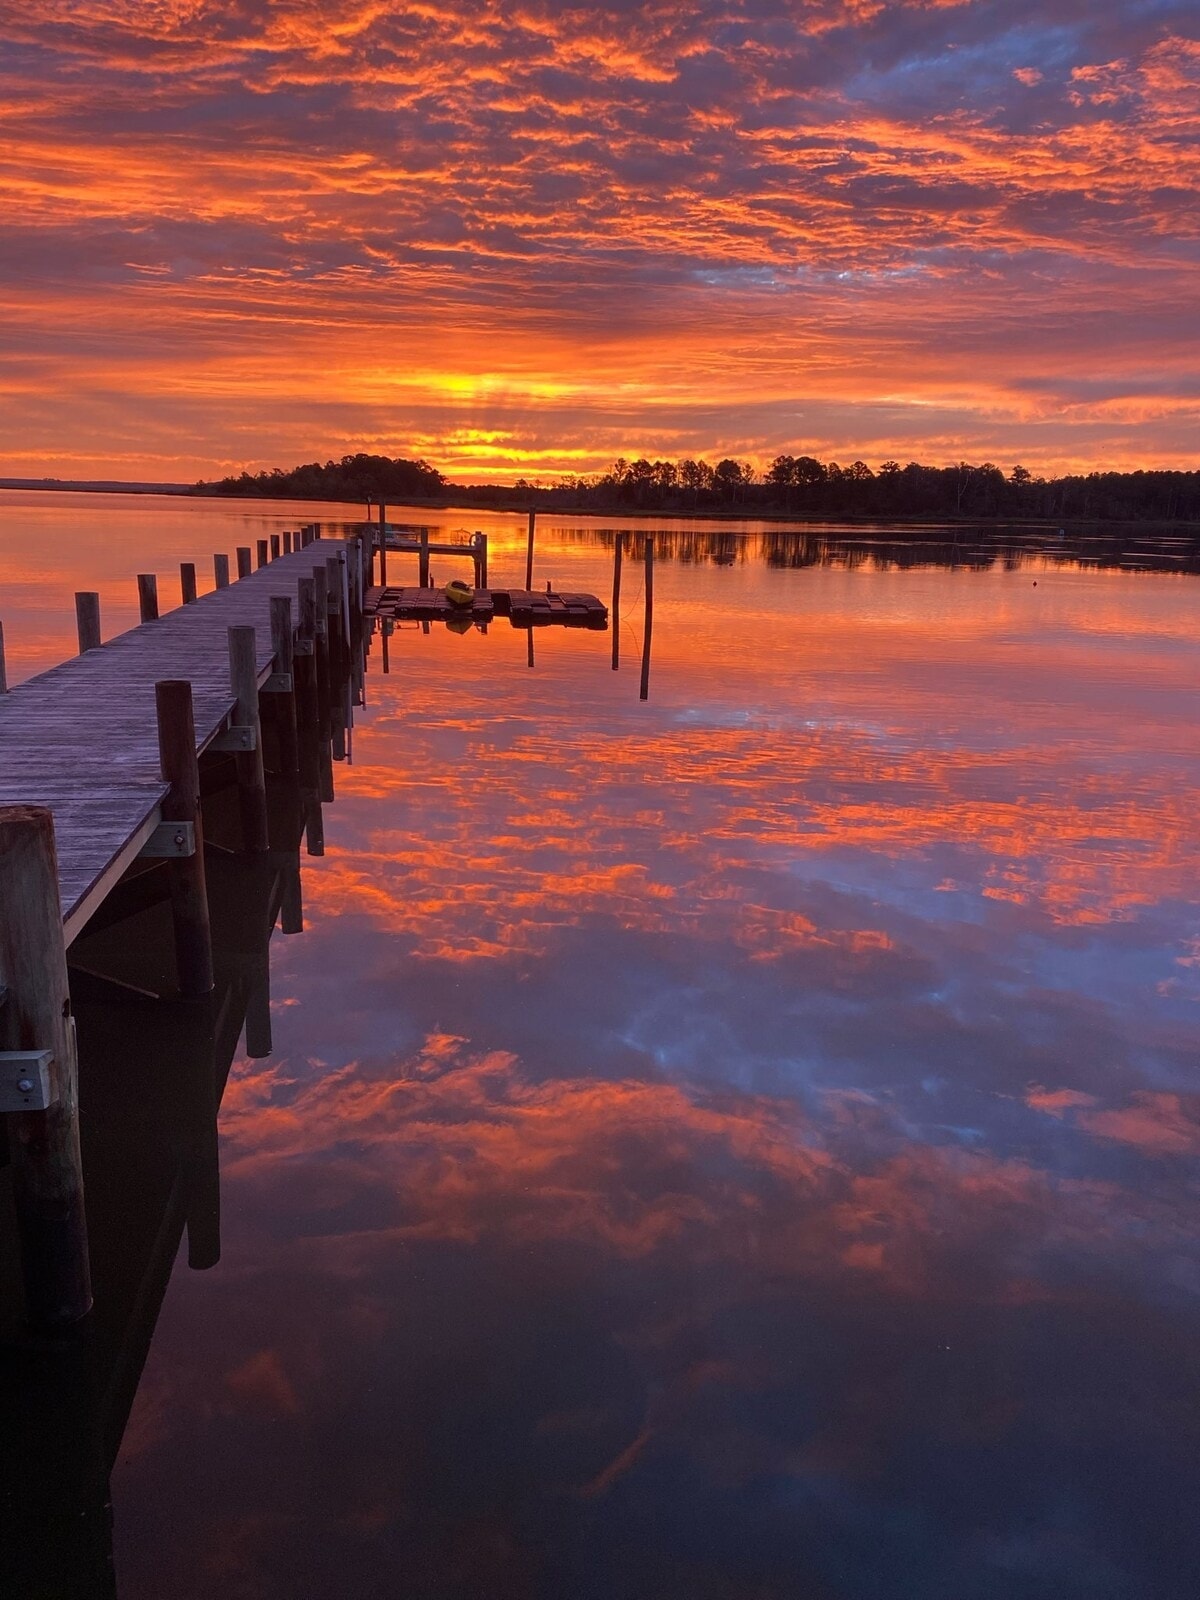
193, 453, 443, 502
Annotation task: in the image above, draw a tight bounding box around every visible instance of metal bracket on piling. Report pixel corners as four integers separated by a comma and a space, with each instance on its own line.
139, 819, 197, 858
293, 638, 314, 656
0, 1049, 57, 1112
260, 671, 294, 693
209, 724, 257, 753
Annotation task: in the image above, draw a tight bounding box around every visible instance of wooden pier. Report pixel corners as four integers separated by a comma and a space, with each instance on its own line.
0, 538, 352, 946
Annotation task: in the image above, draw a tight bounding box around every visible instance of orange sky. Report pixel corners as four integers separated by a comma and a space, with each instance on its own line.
1, 2, 1198, 482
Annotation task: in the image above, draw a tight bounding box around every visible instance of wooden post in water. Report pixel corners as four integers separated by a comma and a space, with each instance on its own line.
154, 680, 214, 998
0, 806, 92, 1328
377, 503, 387, 586
137, 573, 159, 623
0, 620, 7, 692
525, 509, 536, 590
75, 593, 101, 654
295, 578, 321, 796
227, 626, 269, 852
270, 534, 281, 562
180, 562, 198, 605
270, 596, 299, 776
326, 556, 347, 760
236, 546, 252, 579
640, 535, 654, 702
256, 539, 269, 570
311, 566, 333, 764
419, 529, 430, 588
611, 534, 623, 671
214, 553, 230, 590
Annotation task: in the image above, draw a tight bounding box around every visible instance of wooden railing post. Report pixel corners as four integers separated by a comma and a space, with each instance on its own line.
154, 681, 214, 998
214, 553, 230, 589
227, 626, 269, 852
137, 573, 159, 623
256, 539, 269, 570
270, 534, 281, 561
269, 596, 299, 776
236, 547, 252, 579
180, 562, 198, 605
0, 806, 92, 1328
75, 593, 101, 653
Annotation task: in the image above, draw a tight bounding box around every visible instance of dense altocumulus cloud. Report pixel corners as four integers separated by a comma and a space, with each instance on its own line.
0, 0, 1197, 477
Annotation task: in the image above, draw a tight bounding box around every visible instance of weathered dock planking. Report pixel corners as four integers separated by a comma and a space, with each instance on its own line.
367, 584, 608, 629
0, 539, 348, 947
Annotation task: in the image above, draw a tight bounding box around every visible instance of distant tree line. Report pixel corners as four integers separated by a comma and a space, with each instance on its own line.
194, 451, 1200, 523
193, 453, 444, 502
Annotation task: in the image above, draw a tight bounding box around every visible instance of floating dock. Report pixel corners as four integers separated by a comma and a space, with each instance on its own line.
367, 585, 608, 629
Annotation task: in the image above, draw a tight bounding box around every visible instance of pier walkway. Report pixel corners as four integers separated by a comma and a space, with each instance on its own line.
0, 539, 345, 945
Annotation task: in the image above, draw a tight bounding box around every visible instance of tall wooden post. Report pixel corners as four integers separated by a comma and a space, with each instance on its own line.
270, 534, 281, 561
283, 531, 293, 555
154, 681, 214, 998
227, 626, 269, 853
640, 535, 654, 702
477, 533, 488, 588
256, 539, 269, 570
75, 593, 101, 654
311, 566, 332, 749
377, 503, 387, 586
137, 574, 159, 623
525, 509, 536, 590
270, 596, 299, 776
611, 533, 623, 671
214, 553, 230, 589
236, 547, 252, 579
326, 557, 347, 760
0, 619, 7, 692
180, 562, 198, 605
419, 529, 430, 588
0, 807, 92, 1328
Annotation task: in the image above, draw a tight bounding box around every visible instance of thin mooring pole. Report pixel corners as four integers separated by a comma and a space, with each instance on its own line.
525, 509, 536, 590
377, 503, 387, 586
137, 573, 159, 623
75, 592, 101, 654
477, 533, 488, 588
154, 680, 214, 998
0, 620, 7, 692
0, 806, 93, 1328
611, 534, 623, 671
214, 553, 230, 590
180, 562, 198, 605
227, 625, 269, 852
639, 535, 654, 702
236, 547, 252, 580
418, 530, 430, 588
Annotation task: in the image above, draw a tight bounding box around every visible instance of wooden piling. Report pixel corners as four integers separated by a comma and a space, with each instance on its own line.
611, 533, 623, 671
525, 509, 536, 590
227, 626, 269, 853
214, 553, 230, 590
236, 547, 252, 580
180, 562, 198, 606
377, 503, 387, 586
270, 534, 281, 561
154, 680, 214, 998
305, 797, 325, 857
256, 539, 269, 571
75, 593, 101, 654
477, 533, 489, 588
326, 557, 347, 761
311, 566, 332, 745
0, 806, 92, 1328
640, 535, 654, 702
283, 531, 293, 555
419, 529, 430, 588
0, 620, 7, 693
137, 574, 159, 623
269, 596, 299, 776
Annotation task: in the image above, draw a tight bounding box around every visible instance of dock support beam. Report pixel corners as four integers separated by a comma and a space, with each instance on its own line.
0, 807, 92, 1329
154, 681, 214, 998
75, 593, 101, 654
137, 574, 159, 624
227, 626, 269, 853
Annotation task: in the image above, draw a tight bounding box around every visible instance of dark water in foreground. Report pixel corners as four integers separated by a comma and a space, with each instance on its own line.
2, 496, 1199, 1597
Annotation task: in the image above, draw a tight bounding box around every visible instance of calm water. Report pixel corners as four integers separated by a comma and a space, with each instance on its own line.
2, 492, 1199, 1598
